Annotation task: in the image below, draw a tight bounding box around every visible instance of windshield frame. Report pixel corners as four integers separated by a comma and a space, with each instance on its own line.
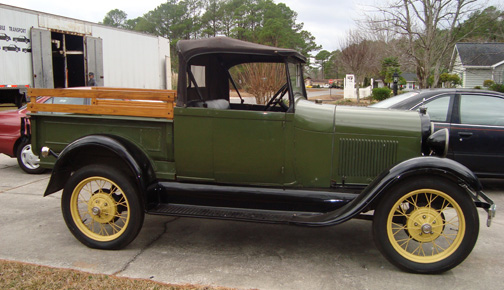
287, 61, 307, 105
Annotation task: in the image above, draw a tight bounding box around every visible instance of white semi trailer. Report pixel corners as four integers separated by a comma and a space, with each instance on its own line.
0, 4, 172, 106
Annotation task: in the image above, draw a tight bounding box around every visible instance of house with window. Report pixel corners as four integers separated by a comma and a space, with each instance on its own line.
401, 72, 419, 90
450, 43, 504, 88
373, 73, 418, 91
305, 77, 334, 88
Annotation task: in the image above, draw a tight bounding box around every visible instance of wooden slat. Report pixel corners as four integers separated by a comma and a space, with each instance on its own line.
28, 88, 175, 101
90, 87, 175, 93
27, 87, 176, 119
95, 99, 168, 108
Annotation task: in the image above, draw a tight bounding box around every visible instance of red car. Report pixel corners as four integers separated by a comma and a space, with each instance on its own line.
0, 97, 88, 173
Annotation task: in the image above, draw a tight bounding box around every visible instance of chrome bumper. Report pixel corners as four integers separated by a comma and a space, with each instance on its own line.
474, 190, 496, 227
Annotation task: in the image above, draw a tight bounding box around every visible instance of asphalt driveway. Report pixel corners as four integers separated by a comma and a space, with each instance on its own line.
0, 153, 503, 290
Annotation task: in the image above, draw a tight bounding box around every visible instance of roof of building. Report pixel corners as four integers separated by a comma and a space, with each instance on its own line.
402, 73, 418, 82
455, 43, 504, 67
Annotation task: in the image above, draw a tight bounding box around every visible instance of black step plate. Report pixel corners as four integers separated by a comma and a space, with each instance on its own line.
147, 203, 322, 224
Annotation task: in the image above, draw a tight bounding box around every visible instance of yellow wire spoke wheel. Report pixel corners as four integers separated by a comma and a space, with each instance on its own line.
70, 177, 131, 242
62, 165, 144, 250
387, 189, 465, 263
373, 177, 479, 274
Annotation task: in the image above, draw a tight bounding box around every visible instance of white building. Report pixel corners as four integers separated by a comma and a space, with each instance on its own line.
450, 43, 504, 88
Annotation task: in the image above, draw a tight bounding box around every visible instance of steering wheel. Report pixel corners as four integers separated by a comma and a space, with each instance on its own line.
265, 84, 289, 111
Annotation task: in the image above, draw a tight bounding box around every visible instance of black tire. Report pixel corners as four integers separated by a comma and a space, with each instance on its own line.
16, 139, 45, 174
61, 165, 144, 250
373, 177, 479, 274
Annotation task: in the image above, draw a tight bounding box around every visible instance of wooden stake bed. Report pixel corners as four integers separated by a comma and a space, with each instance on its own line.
27, 87, 176, 119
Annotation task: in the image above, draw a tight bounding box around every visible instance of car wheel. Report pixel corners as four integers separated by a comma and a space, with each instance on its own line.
16, 139, 45, 174
61, 165, 144, 249
373, 177, 479, 274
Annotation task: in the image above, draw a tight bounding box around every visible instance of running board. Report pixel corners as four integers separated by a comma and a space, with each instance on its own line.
147, 203, 323, 224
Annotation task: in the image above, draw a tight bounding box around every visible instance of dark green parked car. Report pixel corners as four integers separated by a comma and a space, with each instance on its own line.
28, 37, 495, 274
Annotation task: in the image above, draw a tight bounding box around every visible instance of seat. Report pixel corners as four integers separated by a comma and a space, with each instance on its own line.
191, 99, 230, 109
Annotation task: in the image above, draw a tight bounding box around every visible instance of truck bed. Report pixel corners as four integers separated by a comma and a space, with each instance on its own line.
27, 87, 177, 180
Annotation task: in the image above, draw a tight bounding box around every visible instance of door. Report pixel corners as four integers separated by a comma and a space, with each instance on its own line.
213, 110, 285, 185
450, 94, 504, 176
31, 28, 54, 88
85, 37, 104, 86
174, 108, 286, 186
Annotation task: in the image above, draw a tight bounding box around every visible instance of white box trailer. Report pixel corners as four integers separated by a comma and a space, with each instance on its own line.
0, 4, 172, 106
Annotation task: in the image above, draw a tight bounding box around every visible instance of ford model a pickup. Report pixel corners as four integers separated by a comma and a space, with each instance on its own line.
26, 37, 495, 274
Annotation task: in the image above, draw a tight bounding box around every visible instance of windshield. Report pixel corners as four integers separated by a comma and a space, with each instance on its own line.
288, 62, 306, 99
370, 91, 419, 108
229, 62, 286, 105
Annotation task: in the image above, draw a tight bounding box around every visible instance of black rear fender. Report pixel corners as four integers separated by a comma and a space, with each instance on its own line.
43, 135, 156, 199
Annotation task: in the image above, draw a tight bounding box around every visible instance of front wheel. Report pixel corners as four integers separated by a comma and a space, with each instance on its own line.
373, 177, 479, 274
61, 165, 144, 249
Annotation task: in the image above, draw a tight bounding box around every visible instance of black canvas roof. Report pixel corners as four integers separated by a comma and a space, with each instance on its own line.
176, 37, 307, 64
176, 37, 307, 106
455, 43, 504, 66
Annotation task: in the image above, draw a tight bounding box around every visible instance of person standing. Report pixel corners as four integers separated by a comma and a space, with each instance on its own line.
87, 72, 97, 86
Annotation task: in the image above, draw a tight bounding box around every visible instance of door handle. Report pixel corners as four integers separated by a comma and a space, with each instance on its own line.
458, 132, 473, 141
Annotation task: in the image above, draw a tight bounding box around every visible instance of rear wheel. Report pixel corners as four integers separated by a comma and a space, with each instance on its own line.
16, 139, 45, 174
61, 165, 144, 249
373, 177, 479, 274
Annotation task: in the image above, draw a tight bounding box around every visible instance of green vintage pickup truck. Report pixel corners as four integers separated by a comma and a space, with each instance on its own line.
26, 37, 495, 274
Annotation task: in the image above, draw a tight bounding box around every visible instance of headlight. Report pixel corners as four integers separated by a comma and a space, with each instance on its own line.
427, 128, 449, 157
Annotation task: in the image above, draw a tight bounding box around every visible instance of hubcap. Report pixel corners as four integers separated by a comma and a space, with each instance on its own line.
88, 193, 117, 224
406, 207, 443, 242
20, 144, 40, 170
421, 223, 433, 234
92, 207, 101, 216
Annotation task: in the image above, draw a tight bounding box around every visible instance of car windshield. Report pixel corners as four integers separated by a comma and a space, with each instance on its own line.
228, 62, 287, 105
370, 91, 419, 108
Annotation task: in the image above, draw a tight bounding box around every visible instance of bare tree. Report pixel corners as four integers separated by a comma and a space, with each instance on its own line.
233, 63, 285, 105
339, 30, 376, 101
365, 0, 482, 88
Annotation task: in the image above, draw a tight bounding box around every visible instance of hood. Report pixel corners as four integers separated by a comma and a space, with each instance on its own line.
294, 98, 336, 133
334, 106, 422, 138
0, 107, 27, 126
293, 99, 423, 138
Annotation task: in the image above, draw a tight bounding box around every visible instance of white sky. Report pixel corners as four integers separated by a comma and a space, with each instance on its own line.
1, 0, 500, 53
1, 0, 375, 52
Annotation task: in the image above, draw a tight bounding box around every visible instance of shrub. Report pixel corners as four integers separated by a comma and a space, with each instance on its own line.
440, 73, 461, 88
372, 87, 392, 101
473, 86, 482, 89
490, 83, 504, 93
483, 80, 495, 88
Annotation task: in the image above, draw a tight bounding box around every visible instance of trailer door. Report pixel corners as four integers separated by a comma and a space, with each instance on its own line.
31, 28, 54, 88
85, 37, 104, 86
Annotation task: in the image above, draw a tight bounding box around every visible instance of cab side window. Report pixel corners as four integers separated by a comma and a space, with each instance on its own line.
460, 94, 504, 126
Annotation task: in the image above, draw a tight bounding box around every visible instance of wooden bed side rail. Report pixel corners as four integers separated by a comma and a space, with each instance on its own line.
27, 88, 176, 119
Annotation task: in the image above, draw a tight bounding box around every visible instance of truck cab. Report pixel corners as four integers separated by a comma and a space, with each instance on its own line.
174, 37, 427, 187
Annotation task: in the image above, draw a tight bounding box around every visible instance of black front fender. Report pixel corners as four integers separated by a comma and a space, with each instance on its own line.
294, 156, 488, 226
43, 134, 156, 197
